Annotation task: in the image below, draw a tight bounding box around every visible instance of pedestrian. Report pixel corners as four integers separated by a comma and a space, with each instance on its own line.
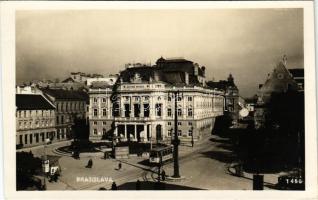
111, 182, 117, 190
118, 162, 122, 170
86, 158, 93, 168
136, 179, 141, 190
161, 170, 166, 181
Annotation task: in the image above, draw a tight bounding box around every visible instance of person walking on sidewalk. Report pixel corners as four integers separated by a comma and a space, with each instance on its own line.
111, 182, 118, 190
86, 158, 93, 168
118, 161, 122, 170
136, 179, 141, 190
161, 170, 166, 181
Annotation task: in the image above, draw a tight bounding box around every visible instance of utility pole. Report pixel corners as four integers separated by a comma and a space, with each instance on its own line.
170, 89, 181, 178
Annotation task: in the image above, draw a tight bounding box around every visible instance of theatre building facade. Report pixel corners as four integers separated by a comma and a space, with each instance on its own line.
88, 57, 224, 143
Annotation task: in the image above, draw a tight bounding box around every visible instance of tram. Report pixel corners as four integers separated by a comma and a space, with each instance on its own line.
149, 145, 173, 164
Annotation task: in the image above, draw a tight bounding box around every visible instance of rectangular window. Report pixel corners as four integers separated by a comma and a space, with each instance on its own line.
188, 122, 193, 126
178, 122, 182, 126
103, 109, 107, 116
177, 108, 182, 117
24, 135, 28, 144
124, 104, 130, 117
134, 104, 140, 117
102, 98, 106, 103
167, 108, 172, 117
103, 121, 107, 125
94, 98, 98, 103
94, 109, 98, 117
93, 121, 97, 125
35, 133, 39, 143
168, 130, 172, 137
29, 134, 33, 144
155, 103, 162, 117
188, 129, 193, 136
168, 97, 171, 101
178, 130, 182, 136
94, 129, 97, 135
188, 96, 193, 101
144, 104, 150, 117
168, 122, 171, 126
112, 102, 120, 117
19, 135, 23, 145
41, 133, 45, 142
188, 108, 193, 117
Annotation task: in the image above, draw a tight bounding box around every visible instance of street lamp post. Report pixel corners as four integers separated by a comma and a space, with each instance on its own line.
169, 88, 182, 178
42, 139, 50, 190
191, 126, 194, 148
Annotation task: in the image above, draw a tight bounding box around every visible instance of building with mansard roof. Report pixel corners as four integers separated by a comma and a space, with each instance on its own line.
88, 57, 224, 144
16, 94, 56, 148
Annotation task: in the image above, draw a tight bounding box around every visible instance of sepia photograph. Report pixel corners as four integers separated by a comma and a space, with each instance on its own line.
1, 1, 317, 199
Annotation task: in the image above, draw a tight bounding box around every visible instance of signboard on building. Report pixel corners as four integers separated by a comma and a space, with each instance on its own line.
115, 146, 129, 159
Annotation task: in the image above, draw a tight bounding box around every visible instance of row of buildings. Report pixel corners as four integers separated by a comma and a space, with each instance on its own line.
16, 57, 242, 148
16, 88, 88, 148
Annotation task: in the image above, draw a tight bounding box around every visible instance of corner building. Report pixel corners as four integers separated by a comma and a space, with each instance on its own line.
16, 94, 56, 148
89, 57, 224, 144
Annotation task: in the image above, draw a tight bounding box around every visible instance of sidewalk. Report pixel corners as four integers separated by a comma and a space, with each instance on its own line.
16, 140, 71, 153
227, 165, 279, 186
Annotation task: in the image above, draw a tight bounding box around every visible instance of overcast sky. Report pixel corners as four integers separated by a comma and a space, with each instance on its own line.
16, 9, 303, 97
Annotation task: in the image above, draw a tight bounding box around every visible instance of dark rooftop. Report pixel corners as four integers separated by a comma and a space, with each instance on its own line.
206, 80, 237, 91
90, 81, 113, 89
16, 94, 55, 110
41, 88, 88, 101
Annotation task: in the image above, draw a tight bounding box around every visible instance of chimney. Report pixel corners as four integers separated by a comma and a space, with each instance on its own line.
154, 71, 160, 81
185, 72, 189, 85
194, 63, 199, 76
201, 66, 206, 77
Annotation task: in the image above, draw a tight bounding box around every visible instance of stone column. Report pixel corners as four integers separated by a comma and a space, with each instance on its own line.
134, 124, 137, 140
144, 124, 147, 141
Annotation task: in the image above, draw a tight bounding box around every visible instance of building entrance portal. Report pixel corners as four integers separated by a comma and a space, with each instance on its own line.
136, 125, 144, 142
127, 125, 135, 141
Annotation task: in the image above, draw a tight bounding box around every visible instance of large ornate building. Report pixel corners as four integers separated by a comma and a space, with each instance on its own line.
88, 57, 224, 143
